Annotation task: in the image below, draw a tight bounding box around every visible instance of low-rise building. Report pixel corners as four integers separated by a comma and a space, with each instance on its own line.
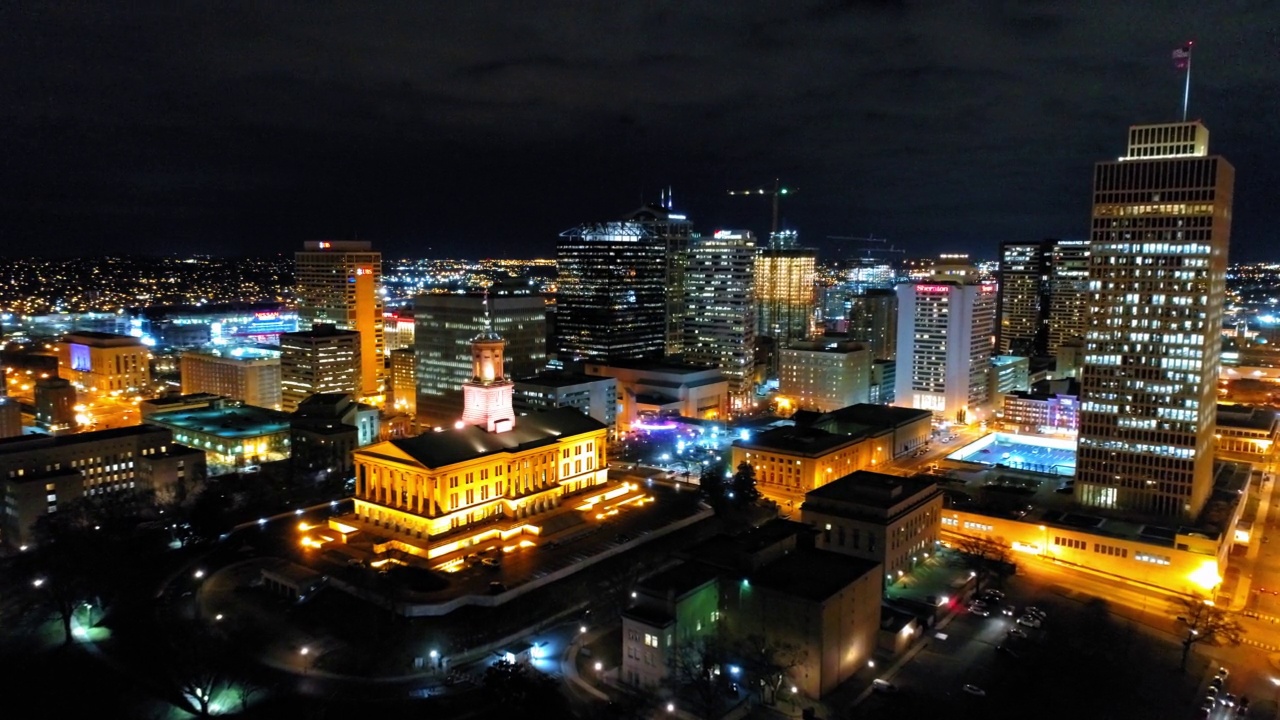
0, 425, 205, 547
514, 371, 618, 440
1001, 378, 1080, 433
584, 360, 727, 432
139, 392, 224, 418
621, 562, 721, 689
145, 399, 292, 473
989, 355, 1030, 397
55, 331, 151, 393
1215, 404, 1280, 461
802, 470, 943, 585
0, 396, 22, 439
291, 393, 380, 477
805, 404, 933, 459
35, 377, 77, 434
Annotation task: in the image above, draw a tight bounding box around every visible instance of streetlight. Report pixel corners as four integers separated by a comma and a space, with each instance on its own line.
193, 569, 205, 580
32, 578, 44, 588
666, 703, 675, 713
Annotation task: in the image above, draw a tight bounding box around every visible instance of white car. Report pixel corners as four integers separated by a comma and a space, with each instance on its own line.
962, 684, 986, 697
1016, 615, 1041, 628
872, 679, 898, 693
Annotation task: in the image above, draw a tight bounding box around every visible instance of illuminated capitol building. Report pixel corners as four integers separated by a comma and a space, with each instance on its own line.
313, 298, 635, 566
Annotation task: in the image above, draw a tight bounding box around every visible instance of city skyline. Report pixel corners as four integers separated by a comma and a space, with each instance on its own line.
3, 4, 1278, 260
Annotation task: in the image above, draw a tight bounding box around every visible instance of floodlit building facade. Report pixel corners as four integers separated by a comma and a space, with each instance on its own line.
279, 324, 361, 413
893, 282, 997, 422
583, 361, 728, 431
1076, 121, 1234, 519
414, 293, 546, 428
295, 240, 384, 396
684, 230, 757, 410
55, 331, 150, 393
756, 246, 818, 346
390, 347, 416, 416
778, 340, 872, 413
146, 400, 292, 472
180, 347, 282, 410
318, 316, 618, 565
802, 470, 943, 585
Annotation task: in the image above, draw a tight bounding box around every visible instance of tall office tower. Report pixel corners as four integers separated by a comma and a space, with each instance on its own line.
893, 281, 997, 422
847, 289, 898, 361
1076, 121, 1233, 519
180, 347, 282, 410
624, 202, 694, 356
294, 240, 384, 396
1046, 239, 1090, 354
684, 231, 758, 411
997, 241, 1048, 356
279, 324, 361, 413
415, 293, 546, 427
556, 221, 667, 363
756, 245, 818, 346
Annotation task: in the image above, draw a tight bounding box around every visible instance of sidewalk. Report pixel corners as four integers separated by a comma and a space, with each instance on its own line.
561, 625, 611, 702
1229, 470, 1276, 611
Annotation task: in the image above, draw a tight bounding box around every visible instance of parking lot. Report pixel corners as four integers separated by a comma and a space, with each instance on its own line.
949, 435, 1076, 476
856, 575, 1213, 720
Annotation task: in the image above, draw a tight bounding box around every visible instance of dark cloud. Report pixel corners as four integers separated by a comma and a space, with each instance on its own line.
1, 1, 1277, 260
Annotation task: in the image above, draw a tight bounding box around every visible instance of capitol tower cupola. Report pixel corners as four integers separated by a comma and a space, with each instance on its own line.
460, 291, 516, 433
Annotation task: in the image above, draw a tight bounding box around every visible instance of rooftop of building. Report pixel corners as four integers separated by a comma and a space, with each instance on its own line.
815, 403, 933, 430
281, 324, 358, 340
147, 403, 293, 439
515, 371, 613, 388
1216, 404, 1278, 431
380, 406, 605, 469
734, 425, 866, 457
637, 561, 720, 600
144, 393, 224, 409
783, 340, 868, 354
0, 424, 169, 454
622, 603, 677, 627
1007, 378, 1081, 402
805, 470, 940, 509
749, 548, 880, 603
992, 355, 1029, 367
586, 359, 719, 376
186, 346, 281, 361
939, 457, 1248, 547
60, 331, 145, 345
684, 519, 815, 571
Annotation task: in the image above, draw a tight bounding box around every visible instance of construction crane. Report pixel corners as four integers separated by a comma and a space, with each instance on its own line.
728, 178, 795, 239
826, 235, 906, 259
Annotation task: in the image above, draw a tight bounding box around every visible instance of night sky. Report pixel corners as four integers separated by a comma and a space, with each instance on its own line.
3, 2, 1278, 261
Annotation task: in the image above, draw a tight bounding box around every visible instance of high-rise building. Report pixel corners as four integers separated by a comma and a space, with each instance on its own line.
385, 309, 415, 354
778, 340, 872, 412
847, 289, 898, 361
624, 202, 694, 356
893, 282, 997, 422
294, 240, 384, 396
1076, 121, 1233, 519
556, 220, 668, 363
390, 347, 416, 416
1045, 239, 1090, 354
55, 331, 151, 393
279, 324, 361, 413
756, 246, 818, 347
684, 231, 757, 410
996, 239, 1091, 357
414, 293, 546, 428
996, 241, 1047, 356
180, 347, 282, 410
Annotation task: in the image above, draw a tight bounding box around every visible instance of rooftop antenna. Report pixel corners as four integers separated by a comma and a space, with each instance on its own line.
1173, 41, 1193, 121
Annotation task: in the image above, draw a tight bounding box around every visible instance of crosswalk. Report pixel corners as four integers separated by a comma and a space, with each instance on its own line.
1242, 637, 1280, 653
1239, 610, 1280, 624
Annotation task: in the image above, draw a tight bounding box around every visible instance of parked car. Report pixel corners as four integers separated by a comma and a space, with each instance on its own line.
1016, 615, 1041, 628
1000, 605, 1016, 617
983, 589, 1006, 600
872, 679, 898, 693
968, 604, 991, 617
481, 558, 500, 568
1007, 627, 1028, 639
1216, 666, 1230, 680
1237, 696, 1250, 715
1024, 606, 1047, 619
962, 684, 986, 697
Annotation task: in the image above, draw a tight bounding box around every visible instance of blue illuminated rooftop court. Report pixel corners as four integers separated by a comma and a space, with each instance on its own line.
947, 432, 1076, 477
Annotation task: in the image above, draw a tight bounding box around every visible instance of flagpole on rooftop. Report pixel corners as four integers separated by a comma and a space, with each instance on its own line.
1180, 41, 1193, 122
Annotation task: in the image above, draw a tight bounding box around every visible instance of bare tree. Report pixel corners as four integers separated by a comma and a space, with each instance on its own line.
664, 635, 730, 719
955, 534, 1014, 588
1174, 596, 1244, 670
729, 633, 806, 706
163, 618, 235, 718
